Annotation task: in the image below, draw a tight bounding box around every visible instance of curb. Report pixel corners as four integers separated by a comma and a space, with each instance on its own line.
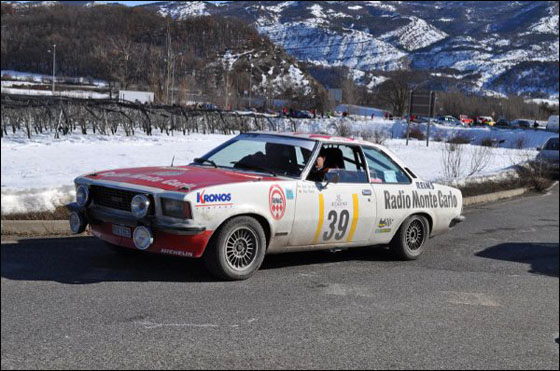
544, 181, 559, 194
1, 220, 71, 236
463, 187, 529, 206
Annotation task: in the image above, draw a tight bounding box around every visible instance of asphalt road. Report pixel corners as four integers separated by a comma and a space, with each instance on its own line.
1, 187, 559, 369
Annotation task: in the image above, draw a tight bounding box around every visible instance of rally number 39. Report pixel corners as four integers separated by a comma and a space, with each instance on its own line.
323, 210, 350, 241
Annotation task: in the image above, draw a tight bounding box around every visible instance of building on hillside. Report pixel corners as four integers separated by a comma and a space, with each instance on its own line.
328, 88, 342, 106
335, 104, 390, 118
118, 90, 154, 104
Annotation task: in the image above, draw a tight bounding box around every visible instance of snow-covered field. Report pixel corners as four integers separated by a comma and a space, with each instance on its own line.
2, 121, 549, 215
0, 87, 110, 99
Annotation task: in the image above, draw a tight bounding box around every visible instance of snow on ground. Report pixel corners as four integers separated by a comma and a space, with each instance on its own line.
3, 117, 554, 214
1, 132, 232, 214
0, 87, 110, 99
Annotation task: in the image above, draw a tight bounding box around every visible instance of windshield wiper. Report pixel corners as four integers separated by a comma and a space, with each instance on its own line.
232, 162, 277, 176
193, 157, 218, 168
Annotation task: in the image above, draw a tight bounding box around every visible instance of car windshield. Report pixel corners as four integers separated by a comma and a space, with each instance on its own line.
545, 138, 559, 151
195, 133, 316, 177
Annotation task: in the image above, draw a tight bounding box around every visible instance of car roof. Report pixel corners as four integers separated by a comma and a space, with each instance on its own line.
246, 131, 381, 148
243, 131, 416, 177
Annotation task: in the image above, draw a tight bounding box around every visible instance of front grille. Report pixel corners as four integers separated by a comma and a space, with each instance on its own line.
90, 185, 153, 214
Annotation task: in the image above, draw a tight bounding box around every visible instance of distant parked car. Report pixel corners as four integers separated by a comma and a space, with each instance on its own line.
536, 137, 559, 169
509, 119, 532, 129
495, 118, 509, 127
475, 116, 495, 126
459, 115, 473, 126
546, 115, 559, 132
293, 110, 313, 119
437, 115, 464, 127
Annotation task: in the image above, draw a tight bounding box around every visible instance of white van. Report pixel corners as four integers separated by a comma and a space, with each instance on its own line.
546, 115, 559, 132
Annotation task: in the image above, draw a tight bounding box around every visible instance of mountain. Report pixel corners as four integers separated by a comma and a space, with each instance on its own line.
0, 2, 328, 108
146, 0, 559, 100
4, 1, 559, 101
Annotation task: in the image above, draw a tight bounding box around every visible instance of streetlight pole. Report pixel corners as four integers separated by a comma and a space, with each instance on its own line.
249, 63, 254, 109
52, 44, 56, 94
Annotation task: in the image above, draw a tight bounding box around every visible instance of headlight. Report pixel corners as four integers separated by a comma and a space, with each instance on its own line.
131, 194, 150, 218
161, 198, 192, 219
133, 226, 153, 250
76, 184, 90, 207
69, 211, 87, 234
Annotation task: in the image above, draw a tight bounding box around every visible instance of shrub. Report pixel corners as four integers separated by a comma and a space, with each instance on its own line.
447, 134, 471, 144
441, 142, 464, 179
480, 137, 494, 147
406, 126, 425, 140
362, 129, 388, 145
432, 134, 444, 142
337, 121, 353, 137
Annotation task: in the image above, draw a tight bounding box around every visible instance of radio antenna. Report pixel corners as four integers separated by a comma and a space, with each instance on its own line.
170, 155, 175, 167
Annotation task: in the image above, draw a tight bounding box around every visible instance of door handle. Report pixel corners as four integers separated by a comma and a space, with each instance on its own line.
362, 189, 372, 196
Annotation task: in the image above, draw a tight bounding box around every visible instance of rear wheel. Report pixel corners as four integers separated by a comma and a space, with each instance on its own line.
203, 216, 267, 280
390, 215, 430, 260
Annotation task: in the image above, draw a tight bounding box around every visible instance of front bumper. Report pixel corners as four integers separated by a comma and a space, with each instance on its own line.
67, 202, 212, 258
67, 202, 206, 235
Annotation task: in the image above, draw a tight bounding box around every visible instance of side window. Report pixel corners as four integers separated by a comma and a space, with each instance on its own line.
362, 147, 411, 184
307, 144, 368, 183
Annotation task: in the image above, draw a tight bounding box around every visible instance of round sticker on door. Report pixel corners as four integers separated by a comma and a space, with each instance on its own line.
269, 184, 286, 220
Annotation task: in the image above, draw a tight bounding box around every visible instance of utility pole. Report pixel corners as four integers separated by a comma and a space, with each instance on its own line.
249, 63, 253, 109
50, 44, 56, 94
166, 21, 172, 104
171, 55, 175, 105
225, 71, 229, 111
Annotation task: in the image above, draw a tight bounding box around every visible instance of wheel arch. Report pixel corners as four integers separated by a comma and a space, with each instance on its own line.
203, 212, 272, 256
393, 212, 434, 239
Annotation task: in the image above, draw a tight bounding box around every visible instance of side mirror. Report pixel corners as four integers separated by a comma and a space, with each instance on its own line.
537, 147, 542, 151
324, 171, 340, 187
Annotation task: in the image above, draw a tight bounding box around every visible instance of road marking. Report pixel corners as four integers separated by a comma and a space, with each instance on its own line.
324, 283, 374, 298
346, 193, 359, 242
138, 321, 219, 329
443, 291, 500, 307
136, 318, 259, 330
313, 194, 325, 244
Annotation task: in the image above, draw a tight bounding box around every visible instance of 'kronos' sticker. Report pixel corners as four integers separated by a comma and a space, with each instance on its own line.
269, 184, 286, 220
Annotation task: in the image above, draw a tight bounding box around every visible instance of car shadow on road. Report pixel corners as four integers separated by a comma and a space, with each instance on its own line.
1, 236, 215, 284
475, 242, 559, 277
261, 246, 395, 271
1, 236, 394, 284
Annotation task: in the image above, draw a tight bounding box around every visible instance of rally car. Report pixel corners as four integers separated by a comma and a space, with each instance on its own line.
68, 132, 465, 280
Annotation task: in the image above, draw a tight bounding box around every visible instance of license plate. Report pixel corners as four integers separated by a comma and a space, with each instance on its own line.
112, 224, 131, 238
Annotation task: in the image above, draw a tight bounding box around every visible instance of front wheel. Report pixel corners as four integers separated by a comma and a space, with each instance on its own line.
390, 215, 430, 260
203, 216, 267, 280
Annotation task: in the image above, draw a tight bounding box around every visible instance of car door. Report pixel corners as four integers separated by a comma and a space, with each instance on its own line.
362, 146, 416, 244
289, 144, 376, 247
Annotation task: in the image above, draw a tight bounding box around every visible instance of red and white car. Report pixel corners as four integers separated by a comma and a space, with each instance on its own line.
68, 132, 465, 280
459, 115, 473, 126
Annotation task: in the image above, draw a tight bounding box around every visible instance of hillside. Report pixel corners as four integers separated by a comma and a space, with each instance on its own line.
3, 1, 559, 102
146, 0, 559, 100
0, 2, 328, 108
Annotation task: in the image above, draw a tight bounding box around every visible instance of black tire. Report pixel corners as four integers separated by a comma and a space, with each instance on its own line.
203, 216, 267, 281
390, 215, 430, 260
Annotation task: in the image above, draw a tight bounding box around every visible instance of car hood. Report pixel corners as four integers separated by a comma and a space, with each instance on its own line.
84, 165, 280, 192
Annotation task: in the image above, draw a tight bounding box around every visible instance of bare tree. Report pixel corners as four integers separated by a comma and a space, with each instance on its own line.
441, 142, 464, 179
468, 145, 492, 176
